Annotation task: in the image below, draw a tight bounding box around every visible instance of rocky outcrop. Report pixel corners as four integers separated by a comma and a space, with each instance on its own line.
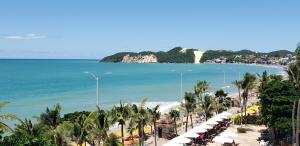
121, 54, 158, 63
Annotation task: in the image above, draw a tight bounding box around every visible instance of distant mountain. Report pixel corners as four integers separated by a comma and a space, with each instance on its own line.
100, 48, 293, 64
100, 47, 200, 63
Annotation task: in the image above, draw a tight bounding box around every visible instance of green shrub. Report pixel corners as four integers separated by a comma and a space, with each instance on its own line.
232, 115, 241, 124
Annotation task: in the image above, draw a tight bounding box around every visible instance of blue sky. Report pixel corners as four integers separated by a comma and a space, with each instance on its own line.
0, 0, 300, 59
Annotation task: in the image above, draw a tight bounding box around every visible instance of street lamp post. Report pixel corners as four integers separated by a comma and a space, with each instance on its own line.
84, 71, 99, 106
171, 70, 192, 99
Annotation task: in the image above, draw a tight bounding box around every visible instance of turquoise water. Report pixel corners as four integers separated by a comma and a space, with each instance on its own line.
0, 59, 283, 119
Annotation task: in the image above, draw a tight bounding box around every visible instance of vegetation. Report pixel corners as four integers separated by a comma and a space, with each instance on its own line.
0, 102, 16, 132
181, 92, 197, 132
232, 80, 243, 125
200, 49, 293, 63
111, 101, 130, 145
168, 109, 180, 135
259, 78, 299, 144
200, 95, 215, 121
241, 72, 256, 123
101, 47, 197, 63
147, 105, 161, 146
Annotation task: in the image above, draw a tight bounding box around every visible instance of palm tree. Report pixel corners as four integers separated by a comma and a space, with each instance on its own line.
214, 89, 228, 113
73, 114, 89, 146
241, 73, 256, 119
168, 109, 180, 135
0, 102, 16, 132
147, 105, 161, 146
194, 81, 210, 101
232, 80, 243, 124
85, 106, 112, 146
181, 92, 196, 132
52, 121, 73, 146
111, 101, 130, 145
130, 98, 148, 146
200, 95, 215, 121
288, 43, 300, 145
15, 118, 40, 136
39, 104, 62, 129
103, 133, 122, 146
127, 118, 136, 145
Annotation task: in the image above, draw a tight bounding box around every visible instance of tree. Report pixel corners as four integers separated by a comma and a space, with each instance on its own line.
103, 134, 122, 146
39, 104, 62, 129
168, 109, 180, 135
241, 73, 256, 119
111, 101, 130, 145
62, 111, 90, 123
0, 102, 16, 132
194, 81, 210, 101
127, 118, 136, 145
259, 79, 300, 145
147, 105, 161, 146
288, 43, 300, 145
200, 95, 215, 121
214, 89, 229, 113
15, 118, 40, 137
181, 92, 196, 132
0, 134, 54, 146
85, 106, 112, 146
232, 80, 243, 125
51, 121, 73, 146
130, 98, 149, 146
73, 114, 88, 146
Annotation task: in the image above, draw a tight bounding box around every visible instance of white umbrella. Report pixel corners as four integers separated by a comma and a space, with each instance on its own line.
211, 117, 224, 122
162, 142, 183, 146
220, 111, 232, 116
183, 131, 200, 138
199, 124, 213, 130
220, 131, 238, 138
212, 136, 233, 143
205, 120, 219, 125
171, 136, 192, 144
215, 114, 229, 119
206, 118, 220, 125
190, 127, 207, 133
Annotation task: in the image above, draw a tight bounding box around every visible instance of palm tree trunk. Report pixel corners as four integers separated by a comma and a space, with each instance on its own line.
121, 124, 124, 145
240, 106, 243, 125
244, 98, 247, 117
190, 114, 193, 128
154, 121, 157, 146
141, 121, 145, 146
292, 100, 296, 145
174, 118, 177, 135
185, 112, 189, 132
130, 132, 134, 146
138, 122, 142, 146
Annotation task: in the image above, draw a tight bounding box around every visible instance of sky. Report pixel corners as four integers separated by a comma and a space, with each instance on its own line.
0, 0, 300, 59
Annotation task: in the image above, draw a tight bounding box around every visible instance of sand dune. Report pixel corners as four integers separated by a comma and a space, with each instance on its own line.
194, 50, 203, 64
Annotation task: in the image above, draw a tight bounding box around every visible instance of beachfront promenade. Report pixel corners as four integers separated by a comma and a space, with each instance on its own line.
143, 96, 263, 146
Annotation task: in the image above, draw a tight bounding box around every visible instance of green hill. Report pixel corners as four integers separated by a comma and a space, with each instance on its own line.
100, 47, 197, 63
200, 49, 292, 63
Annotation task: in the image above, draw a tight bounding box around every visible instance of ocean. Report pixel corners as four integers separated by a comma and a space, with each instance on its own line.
0, 59, 284, 119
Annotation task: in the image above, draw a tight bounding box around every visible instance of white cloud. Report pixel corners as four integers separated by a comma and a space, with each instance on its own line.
0, 34, 46, 40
